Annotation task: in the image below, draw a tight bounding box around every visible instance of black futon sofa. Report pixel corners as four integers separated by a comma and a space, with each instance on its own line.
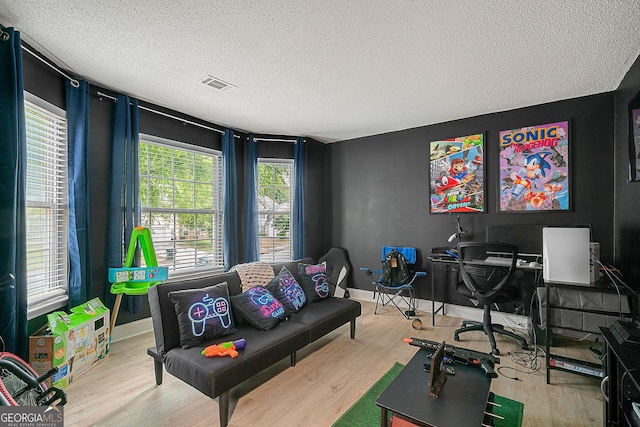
147, 256, 361, 427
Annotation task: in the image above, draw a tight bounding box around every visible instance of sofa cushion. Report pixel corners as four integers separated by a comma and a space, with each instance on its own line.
298, 262, 330, 303
231, 286, 286, 330
169, 282, 237, 349
266, 267, 306, 315
288, 297, 362, 342
163, 321, 310, 398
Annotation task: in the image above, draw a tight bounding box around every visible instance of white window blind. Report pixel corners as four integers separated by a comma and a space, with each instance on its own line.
25, 97, 69, 314
257, 159, 293, 262
139, 135, 224, 276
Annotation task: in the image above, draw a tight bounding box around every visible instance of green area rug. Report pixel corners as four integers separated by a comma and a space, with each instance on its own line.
332, 362, 523, 427
484, 393, 524, 427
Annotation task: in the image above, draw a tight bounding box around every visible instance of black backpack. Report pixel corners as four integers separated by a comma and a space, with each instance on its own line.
381, 250, 411, 287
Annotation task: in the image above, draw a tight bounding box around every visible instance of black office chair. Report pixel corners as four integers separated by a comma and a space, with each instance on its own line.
454, 242, 528, 355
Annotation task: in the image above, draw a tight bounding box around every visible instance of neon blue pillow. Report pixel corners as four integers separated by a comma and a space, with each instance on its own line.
169, 282, 236, 349
231, 286, 286, 330
298, 263, 330, 303
266, 266, 306, 315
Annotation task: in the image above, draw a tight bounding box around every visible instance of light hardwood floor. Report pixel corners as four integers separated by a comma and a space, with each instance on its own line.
63, 299, 604, 426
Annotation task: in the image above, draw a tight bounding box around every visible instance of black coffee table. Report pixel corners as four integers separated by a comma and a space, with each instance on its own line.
376, 348, 492, 427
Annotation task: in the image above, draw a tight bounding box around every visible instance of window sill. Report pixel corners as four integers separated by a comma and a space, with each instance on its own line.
28, 294, 69, 320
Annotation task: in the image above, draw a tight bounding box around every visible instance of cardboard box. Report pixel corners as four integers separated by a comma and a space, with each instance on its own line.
29, 328, 55, 387
29, 297, 110, 389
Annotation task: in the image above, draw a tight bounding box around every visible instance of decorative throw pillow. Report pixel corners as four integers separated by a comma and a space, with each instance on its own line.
169, 282, 236, 349
298, 263, 330, 303
231, 286, 286, 330
230, 261, 276, 292
266, 266, 306, 314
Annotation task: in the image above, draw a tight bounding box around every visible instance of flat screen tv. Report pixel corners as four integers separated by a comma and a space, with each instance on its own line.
486, 224, 546, 257
542, 227, 590, 285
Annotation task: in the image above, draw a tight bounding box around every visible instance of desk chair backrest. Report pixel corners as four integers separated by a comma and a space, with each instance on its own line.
456, 242, 518, 305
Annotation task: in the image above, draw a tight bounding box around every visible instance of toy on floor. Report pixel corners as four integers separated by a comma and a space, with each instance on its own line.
202, 339, 246, 358
404, 337, 500, 378
108, 226, 168, 331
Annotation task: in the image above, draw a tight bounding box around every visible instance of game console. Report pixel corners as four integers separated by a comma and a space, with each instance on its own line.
543, 227, 590, 285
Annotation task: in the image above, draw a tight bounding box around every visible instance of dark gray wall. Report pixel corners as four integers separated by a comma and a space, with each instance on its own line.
327, 93, 615, 302
614, 53, 640, 286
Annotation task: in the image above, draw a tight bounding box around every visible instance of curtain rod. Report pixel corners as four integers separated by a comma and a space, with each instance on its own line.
21, 44, 80, 88
253, 137, 298, 143
96, 91, 304, 143
96, 91, 240, 138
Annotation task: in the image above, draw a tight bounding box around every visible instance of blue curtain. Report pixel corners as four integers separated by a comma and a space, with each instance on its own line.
293, 137, 305, 259
0, 27, 28, 357
105, 95, 140, 314
66, 80, 92, 307
222, 129, 238, 270
243, 135, 259, 262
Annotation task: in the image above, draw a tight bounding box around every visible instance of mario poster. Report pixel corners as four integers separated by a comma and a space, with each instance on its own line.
429, 133, 484, 213
499, 121, 569, 212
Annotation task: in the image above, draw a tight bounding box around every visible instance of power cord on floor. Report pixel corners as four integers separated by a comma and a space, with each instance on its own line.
496, 295, 544, 381
496, 347, 544, 381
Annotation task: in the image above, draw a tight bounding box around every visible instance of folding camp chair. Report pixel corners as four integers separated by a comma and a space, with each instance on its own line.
361, 246, 426, 319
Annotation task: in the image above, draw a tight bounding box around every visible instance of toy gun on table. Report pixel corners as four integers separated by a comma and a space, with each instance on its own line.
404, 337, 499, 378
202, 339, 246, 358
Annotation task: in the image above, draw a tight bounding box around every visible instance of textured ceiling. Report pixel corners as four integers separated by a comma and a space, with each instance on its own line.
2, 1, 640, 143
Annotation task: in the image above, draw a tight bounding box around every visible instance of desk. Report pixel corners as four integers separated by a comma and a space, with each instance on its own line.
428, 256, 542, 326
601, 325, 640, 426
428, 256, 456, 326
376, 348, 491, 427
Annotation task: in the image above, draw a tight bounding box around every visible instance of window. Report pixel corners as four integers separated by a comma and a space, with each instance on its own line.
139, 135, 224, 275
257, 159, 293, 262
25, 94, 69, 317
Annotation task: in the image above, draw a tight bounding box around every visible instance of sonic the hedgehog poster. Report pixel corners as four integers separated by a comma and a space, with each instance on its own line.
429, 133, 484, 214
499, 121, 569, 212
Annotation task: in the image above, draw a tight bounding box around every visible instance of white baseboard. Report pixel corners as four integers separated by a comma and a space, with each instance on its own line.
347, 288, 530, 331
111, 317, 153, 343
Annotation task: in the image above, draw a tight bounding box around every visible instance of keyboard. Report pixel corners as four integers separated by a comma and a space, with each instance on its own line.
483, 256, 519, 266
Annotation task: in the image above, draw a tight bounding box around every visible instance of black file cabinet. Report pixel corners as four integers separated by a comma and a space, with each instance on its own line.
601, 326, 640, 426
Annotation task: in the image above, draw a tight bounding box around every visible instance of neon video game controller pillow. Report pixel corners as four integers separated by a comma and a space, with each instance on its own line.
231, 286, 286, 330
298, 263, 330, 303
266, 266, 306, 315
169, 282, 237, 349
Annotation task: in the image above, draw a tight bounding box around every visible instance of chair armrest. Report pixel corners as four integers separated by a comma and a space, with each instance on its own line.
406, 271, 427, 285
360, 267, 383, 285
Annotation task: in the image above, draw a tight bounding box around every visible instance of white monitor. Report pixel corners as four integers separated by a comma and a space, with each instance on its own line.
542, 227, 591, 285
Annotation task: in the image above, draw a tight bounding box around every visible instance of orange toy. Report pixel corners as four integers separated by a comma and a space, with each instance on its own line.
201, 339, 246, 358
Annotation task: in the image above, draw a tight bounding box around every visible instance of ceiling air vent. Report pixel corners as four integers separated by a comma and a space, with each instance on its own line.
199, 75, 236, 91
